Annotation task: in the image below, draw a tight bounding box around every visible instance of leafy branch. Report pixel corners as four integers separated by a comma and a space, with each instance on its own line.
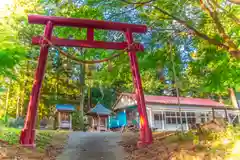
228, 0, 240, 4
199, 0, 239, 57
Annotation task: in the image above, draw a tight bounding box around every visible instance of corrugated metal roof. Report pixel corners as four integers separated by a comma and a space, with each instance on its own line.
89, 104, 112, 115
56, 104, 75, 111
115, 93, 225, 108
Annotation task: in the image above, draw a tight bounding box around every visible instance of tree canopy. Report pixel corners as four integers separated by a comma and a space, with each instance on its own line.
0, 0, 239, 120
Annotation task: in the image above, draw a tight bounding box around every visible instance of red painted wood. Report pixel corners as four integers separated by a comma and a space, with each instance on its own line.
20, 21, 53, 147
125, 29, 153, 146
28, 15, 147, 33
87, 28, 94, 41
32, 36, 144, 51
22, 15, 152, 148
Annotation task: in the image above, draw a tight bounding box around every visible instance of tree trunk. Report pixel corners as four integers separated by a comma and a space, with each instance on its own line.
16, 90, 20, 118
19, 89, 25, 117
79, 64, 85, 118
88, 87, 92, 109
229, 88, 239, 108
4, 84, 10, 122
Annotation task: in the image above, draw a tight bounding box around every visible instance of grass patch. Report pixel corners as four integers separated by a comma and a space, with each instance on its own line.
0, 127, 20, 145
164, 131, 195, 143
0, 127, 70, 159
0, 127, 69, 151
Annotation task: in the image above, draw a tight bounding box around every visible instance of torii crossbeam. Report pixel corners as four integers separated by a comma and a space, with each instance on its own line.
20, 15, 153, 147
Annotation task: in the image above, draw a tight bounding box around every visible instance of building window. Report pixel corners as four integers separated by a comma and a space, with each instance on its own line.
164, 111, 197, 124
154, 113, 163, 121
201, 113, 205, 123
166, 112, 177, 124
154, 114, 160, 121
177, 112, 186, 124
186, 112, 196, 124
165, 111, 187, 124
154, 113, 164, 126
188, 117, 196, 124
200, 113, 210, 123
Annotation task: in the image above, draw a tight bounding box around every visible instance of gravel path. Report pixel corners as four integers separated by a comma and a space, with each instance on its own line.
57, 132, 126, 160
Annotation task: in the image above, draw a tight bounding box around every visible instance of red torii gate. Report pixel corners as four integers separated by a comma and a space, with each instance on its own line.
20, 15, 153, 147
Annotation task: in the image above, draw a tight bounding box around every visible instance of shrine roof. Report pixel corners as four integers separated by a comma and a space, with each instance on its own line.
56, 104, 75, 111
113, 93, 225, 110
88, 104, 112, 116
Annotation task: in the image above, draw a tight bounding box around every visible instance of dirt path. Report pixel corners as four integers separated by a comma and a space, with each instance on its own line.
57, 132, 126, 160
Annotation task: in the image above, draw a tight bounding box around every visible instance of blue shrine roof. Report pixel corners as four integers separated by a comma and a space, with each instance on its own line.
88, 104, 112, 115
56, 104, 75, 111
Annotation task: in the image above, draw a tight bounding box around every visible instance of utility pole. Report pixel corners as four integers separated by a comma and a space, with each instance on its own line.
169, 40, 183, 132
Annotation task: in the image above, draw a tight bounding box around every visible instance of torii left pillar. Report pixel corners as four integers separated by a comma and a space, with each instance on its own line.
19, 21, 53, 147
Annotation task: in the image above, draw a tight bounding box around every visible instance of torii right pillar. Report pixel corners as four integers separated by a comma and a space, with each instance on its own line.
125, 29, 153, 147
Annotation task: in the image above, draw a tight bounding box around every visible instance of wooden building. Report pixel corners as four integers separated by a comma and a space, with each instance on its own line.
87, 104, 112, 132
111, 93, 240, 131
56, 104, 75, 130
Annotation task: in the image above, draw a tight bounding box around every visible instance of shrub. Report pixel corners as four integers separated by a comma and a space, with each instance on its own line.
6, 117, 24, 128
72, 111, 88, 131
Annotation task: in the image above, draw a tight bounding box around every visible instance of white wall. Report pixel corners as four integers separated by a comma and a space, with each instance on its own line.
116, 100, 240, 131
146, 103, 214, 131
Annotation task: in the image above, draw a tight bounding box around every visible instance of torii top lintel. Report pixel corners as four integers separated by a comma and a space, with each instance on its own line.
28, 15, 147, 33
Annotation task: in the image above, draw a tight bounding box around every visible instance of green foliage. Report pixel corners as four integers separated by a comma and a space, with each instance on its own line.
90, 0, 240, 99
1, 0, 240, 122
5, 117, 24, 128
0, 119, 4, 127
72, 111, 87, 131
0, 21, 26, 78
0, 0, 109, 121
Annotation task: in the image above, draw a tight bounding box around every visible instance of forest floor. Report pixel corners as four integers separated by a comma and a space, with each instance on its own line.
120, 123, 240, 160
120, 132, 224, 160
1, 121, 240, 160
0, 128, 69, 160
